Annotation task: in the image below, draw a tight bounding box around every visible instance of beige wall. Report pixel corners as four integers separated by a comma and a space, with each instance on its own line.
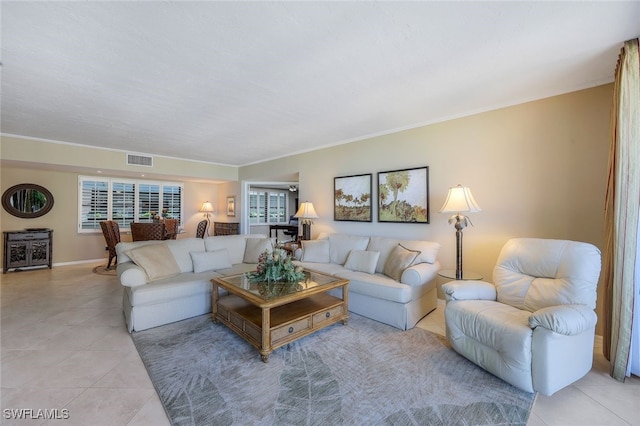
0, 135, 238, 182
241, 84, 612, 333
1, 84, 612, 333
0, 167, 220, 264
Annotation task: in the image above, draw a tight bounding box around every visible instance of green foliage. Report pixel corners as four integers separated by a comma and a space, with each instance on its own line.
246, 249, 305, 284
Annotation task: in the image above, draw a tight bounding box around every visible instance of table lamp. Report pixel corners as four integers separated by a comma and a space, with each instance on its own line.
294, 201, 319, 240
200, 201, 214, 236
439, 185, 481, 280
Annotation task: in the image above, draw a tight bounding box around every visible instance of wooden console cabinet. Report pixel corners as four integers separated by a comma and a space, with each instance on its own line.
213, 222, 239, 236
3, 229, 53, 273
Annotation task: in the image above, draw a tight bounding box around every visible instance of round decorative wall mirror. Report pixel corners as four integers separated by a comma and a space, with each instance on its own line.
2, 183, 54, 219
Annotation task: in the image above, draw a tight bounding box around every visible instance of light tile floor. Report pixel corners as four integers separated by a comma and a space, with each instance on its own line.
1, 263, 638, 425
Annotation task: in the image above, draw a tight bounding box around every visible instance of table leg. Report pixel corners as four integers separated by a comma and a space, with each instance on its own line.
211, 283, 219, 323
342, 283, 349, 324
260, 307, 271, 362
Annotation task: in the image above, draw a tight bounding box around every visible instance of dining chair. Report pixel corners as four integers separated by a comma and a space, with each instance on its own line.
196, 220, 208, 238
283, 216, 299, 242
131, 222, 166, 241
164, 219, 178, 240
100, 220, 121, 269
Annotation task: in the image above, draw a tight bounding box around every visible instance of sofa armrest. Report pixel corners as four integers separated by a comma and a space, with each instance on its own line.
442, 280, 497, 302
117, 262, 149, 287
400, 261, 440, 286
529, 305, 597, 336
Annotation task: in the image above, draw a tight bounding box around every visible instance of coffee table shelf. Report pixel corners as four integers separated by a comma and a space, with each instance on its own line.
211, 271, 349, 362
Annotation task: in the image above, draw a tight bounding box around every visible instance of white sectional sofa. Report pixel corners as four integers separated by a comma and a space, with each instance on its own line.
294, 233, 441, 330
116, 232, 441, 332
116, 234, 272, 332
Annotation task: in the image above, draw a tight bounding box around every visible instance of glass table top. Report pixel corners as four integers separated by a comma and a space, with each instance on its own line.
214, 270, 344, 301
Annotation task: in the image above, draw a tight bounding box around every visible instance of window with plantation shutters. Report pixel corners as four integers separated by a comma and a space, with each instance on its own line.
138, 183, 160, 222
163, 185, 182, 222
269, 192, 286, 223
80, 178, 109, 231
78, 176, 183, 233
112, 181, 135, 228
249, 189, 289, 225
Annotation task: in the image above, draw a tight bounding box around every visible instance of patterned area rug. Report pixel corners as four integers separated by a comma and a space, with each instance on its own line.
131, 314, 535, 426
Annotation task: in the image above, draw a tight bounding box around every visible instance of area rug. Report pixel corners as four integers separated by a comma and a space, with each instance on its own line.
92, 264, 116, 276
131, 314, 535, 426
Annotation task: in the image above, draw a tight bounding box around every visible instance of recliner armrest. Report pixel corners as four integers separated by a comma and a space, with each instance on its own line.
529, 305, 597, 336
442, 280, 497, 301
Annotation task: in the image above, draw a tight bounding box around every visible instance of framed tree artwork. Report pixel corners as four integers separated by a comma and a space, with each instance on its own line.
334, 174, 372, 222
377, 166, 429, 223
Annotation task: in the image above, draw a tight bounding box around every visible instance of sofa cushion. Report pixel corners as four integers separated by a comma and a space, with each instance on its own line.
344, 250, 380, 274
446, 299, 533, 390
204, 235, 248, 264
116, 240, 164, 264
366, 237, 401, 273
336, 270, 413, 303
243, 238, 274, 263
301, 240, 331, 263
383, 244, 420, 281
294, 261, 346, 276
190, 249, 232, 273
126, 243, 181, 282
127, 274, 213, 306
328, 234, 370, 265
166, 238, 206, 273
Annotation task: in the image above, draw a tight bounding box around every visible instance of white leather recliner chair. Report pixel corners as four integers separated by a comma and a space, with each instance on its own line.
442, 238, 601, 396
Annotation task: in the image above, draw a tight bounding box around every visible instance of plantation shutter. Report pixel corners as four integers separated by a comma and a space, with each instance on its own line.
138, 183, 160, 222
79, 178, 109, 231
111, 181, 135, 228
162, 184, 182, 223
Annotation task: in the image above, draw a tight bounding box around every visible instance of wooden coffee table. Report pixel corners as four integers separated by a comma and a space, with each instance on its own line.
211, 270, 349, 362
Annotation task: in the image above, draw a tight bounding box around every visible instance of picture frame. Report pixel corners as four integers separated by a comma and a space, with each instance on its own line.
334, 173, 372, 222
377, 166, 429, 223
226, 196, 236, 217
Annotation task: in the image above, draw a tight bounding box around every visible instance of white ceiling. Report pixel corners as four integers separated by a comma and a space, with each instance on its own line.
2, 2, 639, 167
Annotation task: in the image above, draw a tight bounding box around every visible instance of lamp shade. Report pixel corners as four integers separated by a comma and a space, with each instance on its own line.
294, 202, 319, 219
200, 201, 214, 213
439, 185, 482, 213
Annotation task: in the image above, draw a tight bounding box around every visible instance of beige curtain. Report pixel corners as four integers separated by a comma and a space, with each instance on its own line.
603, 38, 640, 381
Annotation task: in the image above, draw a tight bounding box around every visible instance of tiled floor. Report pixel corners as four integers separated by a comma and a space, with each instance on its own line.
1, 263, 638, 425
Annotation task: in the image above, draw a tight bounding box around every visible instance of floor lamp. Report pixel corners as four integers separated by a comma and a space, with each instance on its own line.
294, 201, 319, 240
439, 185, 481, 280
200, 201, 214, 236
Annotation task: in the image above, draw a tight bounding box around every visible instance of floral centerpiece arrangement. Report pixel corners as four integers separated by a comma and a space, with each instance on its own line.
246, 249, 305, 284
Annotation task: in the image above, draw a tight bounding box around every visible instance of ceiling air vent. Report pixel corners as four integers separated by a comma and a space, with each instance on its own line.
126, 153, 153, 167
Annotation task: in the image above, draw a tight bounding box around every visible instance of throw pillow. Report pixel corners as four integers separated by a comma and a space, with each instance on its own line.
190, 249, 232, 273
126, 243, 181, 282
344, 250, 380, 274
398, 240, 441, 265
243, 238, 273, 263
301, 240, 331, 263
383, 244, 421, 281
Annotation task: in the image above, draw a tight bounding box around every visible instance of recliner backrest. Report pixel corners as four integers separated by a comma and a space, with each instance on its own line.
493, 238, 601, 312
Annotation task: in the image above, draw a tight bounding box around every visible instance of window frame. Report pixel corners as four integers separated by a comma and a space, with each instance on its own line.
78, 176, 184, 233
248, 189, 289, 226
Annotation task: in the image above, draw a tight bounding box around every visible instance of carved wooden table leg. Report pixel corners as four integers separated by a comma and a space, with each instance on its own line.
211, 283, 219, 323
261, 306, 271, 362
